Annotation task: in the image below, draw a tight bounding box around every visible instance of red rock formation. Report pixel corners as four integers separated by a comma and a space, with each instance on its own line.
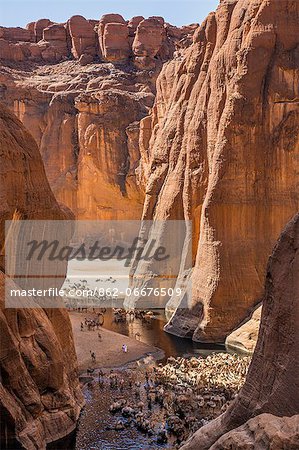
0, 15, 193, 220
132, 17, 167, 68
67, 15, 97, 59
128, 0, 299, 341
98, 13, 126, 59
42, 23, 68, 61
102, 22, 130, 62
128, 16, 144, 40
181, 213, 299, 449
34, 19, 53, 42
0, 103, 84, 449
0, 13, 191, 64
0, 26, 33, 42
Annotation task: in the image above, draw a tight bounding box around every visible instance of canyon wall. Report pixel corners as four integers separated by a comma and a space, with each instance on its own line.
0, 15, 196, 220
181, 212, 299, 449
0, 1, 298, 343
0, 103, 84, 450
128, 0, 299, 341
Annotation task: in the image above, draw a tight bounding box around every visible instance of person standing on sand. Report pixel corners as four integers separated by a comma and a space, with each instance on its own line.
90, 350, 96, 363
122, 344, 128, 353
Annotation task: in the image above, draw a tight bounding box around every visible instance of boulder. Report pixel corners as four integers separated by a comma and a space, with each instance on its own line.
26, 22, 35, 33
102, 22, 130, 62
42, 23, 69, 61
132, 18, 166, 58
98, 13, 126, 57
34, 18, 53, 42
67, 15, 96, 59
128, 16, 144, 36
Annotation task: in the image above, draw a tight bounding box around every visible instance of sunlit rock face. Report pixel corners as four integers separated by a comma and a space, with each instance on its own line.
129, 0, 299, 342
0, 103, 84, 450
67, 15, 97, 59
225, 306, 262, 354
0, 14, 195, 220
181, 213, 299, 449
206, 414, 299, 450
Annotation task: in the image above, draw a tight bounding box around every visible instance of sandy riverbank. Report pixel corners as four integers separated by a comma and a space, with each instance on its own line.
69, 311, 163, 372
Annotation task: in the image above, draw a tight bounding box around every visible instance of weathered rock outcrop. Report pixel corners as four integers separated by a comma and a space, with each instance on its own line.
128, 0, 299, 341
33, 19, 53, 42
42, 24, 68, 61
0, 103, 84, 449
0, 13, 194, 65
67, 15, 97, 59
181, 213, 299, 449
0, 14, 195, 220
225, 306, 262, 354
209, 414, 299, 450
132, 17, 167, 68
102, 22, 130, 62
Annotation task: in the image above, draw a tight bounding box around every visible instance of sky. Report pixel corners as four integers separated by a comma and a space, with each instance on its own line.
0, 0, 219, 28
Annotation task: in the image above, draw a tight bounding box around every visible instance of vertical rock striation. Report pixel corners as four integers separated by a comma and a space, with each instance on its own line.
0, 103, 84, 450
181, 213, 299, 449
129, 0, 299, 341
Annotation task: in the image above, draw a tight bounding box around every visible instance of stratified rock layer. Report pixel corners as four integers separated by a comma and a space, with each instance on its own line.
0, 14, 195, 220
129, 0, 299, 341
0, 103, 84, 450
0, 13, 195, 65
181, 213, 299, 449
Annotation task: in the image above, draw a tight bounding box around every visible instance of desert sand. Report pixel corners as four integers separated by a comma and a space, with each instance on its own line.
69, 311, 162, 371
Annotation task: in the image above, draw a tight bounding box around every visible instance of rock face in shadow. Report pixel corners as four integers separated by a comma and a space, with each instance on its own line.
0, 14, 195, 220
129, 0, 299, 341
0, 103, 84, 450
181, 213, 299, 449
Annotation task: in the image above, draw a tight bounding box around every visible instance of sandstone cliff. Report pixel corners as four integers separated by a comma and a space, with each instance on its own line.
0, 103, 84, 449
128, 0, 299, 341
181, 213, 299, 449
225, 305, 261, 354
0, 15, 196, 220
209, 414, 299, 450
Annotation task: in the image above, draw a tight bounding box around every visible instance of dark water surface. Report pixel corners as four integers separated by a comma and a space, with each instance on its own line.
100, 309, 226, 361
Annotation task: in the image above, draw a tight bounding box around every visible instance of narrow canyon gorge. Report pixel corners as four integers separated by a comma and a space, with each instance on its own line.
0, 0, 298, 448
